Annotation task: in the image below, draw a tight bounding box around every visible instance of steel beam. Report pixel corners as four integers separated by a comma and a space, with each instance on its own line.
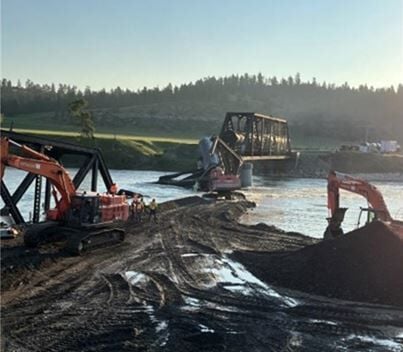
97, 152, 114, 191
1, 181, 25, 224
10, 173, 36, 205
73, 155, 95, 188
44, 179, 51, 212
91, 158, 99, 192
32, 175, 42, 223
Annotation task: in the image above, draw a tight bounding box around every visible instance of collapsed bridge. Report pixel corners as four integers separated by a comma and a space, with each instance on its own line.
158, 112, 299, 191
219, 112, 295, 161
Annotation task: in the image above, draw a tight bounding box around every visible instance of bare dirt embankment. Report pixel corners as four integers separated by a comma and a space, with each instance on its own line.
1, 198, 403, 351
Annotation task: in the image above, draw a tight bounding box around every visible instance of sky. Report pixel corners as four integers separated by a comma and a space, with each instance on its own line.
1, 0, 402, 90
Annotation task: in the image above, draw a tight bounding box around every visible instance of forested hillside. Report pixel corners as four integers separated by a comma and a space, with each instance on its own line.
1, 74, 402, 142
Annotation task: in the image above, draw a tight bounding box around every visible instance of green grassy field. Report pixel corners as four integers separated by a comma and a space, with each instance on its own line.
2, 113, 344, 151
1, 113, 215, 141
0, 123, 199, 171
6, 127, 198, 145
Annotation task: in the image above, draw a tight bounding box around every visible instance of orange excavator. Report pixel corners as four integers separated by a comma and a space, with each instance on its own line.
324, 170, 403, 239
1, 137, 130, 254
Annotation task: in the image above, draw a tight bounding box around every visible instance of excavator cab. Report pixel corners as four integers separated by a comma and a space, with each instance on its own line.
357, 208, 376, 228
356, 207, 390, 228
67, 194, 102, 227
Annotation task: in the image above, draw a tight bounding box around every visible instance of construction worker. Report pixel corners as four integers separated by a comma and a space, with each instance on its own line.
110, 183, 118, 195
131, 196, 139, 222
148, 198, 158, 223
136, 197, 145, 223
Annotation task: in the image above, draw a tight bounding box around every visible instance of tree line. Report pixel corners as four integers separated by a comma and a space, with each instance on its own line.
1, 74, 402, 141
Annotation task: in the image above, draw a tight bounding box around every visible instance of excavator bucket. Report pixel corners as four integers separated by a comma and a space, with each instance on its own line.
324, 207, 348, 239
330, 207, 348, 224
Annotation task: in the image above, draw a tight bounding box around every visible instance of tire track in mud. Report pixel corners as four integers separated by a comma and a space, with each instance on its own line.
2, 198, 403, 351
3, 265, 157, 351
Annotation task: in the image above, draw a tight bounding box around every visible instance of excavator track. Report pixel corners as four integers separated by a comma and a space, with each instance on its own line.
23, 222, 126, 255
23, 221, 62, 247
65, 227, 126, 255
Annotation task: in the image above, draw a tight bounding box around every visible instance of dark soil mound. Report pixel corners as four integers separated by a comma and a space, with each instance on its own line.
234, 221, 403, 306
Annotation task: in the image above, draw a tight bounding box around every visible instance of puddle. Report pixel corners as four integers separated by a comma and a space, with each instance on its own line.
183, 296, 201, 306
181, 253, 199, 258
143, 305, 170, 346
199, 324, 215, 333
344, 334, 403, 351
222, 283, 254, 295
287, 332, 303, 348
181, 296, 202, 312
220, 258, 268, 288
156, 320, 168, 332
308, 319, 338, 326
123, 270, 172, 336
202, 255, 300, 308
124, 271, 148, 286
181, 295, 243, 314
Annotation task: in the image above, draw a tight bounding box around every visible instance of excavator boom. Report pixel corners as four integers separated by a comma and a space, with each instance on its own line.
328, 171, 392, 222
1, 137, 76, 220
325, 170, 395, 239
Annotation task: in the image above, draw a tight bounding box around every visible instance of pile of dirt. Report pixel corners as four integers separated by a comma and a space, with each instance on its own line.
234, 221, 403, 306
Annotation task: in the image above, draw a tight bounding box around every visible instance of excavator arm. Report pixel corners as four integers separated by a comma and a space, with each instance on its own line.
325, 170, 392, 239
1, 137, 76, 220
327, 171, 391, 222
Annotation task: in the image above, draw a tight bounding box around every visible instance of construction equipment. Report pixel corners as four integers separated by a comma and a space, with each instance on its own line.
324, 170, 403, 239
198, 136, 242, 192
158, 136, 242, 193
158, 112, 299, 193
1, 137, 130, 254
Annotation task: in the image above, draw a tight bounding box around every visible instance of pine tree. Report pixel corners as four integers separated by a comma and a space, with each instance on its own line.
68, 99, 95, 139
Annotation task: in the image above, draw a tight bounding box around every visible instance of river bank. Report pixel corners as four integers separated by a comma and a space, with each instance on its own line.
3, 130, 403, 180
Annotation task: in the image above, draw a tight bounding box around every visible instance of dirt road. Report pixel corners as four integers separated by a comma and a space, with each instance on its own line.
1, 197, 403, 351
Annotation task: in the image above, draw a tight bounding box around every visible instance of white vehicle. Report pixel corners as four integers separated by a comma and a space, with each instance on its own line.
380, 140, 400, 153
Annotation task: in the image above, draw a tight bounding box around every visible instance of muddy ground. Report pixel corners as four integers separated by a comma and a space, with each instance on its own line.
1, 197, 403, 351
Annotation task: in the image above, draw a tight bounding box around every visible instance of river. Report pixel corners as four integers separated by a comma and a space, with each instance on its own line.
1, 169, 402, 239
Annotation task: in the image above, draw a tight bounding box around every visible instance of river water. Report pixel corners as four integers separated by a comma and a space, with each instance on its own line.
2, 169, 402, 239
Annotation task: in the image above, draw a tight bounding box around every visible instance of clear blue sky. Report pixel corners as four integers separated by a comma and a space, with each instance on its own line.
1, 0, 402, 90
